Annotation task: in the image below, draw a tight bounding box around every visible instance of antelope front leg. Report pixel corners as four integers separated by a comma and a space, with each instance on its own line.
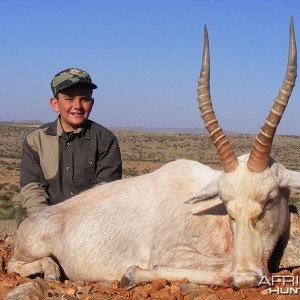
8, 257, 61, 280
120, 265, 230, 289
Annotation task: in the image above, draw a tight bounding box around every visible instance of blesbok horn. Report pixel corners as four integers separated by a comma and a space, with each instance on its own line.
247, 17, 297, 172
197, 25, 238, 173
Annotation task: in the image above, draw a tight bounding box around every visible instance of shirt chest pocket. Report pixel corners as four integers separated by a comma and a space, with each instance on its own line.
73, 154, 96, 189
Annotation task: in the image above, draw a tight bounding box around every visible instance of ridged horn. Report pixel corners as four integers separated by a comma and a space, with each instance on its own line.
247, 17, 297, 172
197, 25, 238, 173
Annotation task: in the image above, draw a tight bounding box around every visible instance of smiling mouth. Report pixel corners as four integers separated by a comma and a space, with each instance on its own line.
70, 111, 84, 116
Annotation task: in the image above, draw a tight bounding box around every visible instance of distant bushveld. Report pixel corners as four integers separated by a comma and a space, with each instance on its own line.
0, 120, 44, 125
0, 119, 236, 134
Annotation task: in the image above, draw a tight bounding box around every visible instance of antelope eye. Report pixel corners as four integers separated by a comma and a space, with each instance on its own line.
228, 215, 235, 222
257, 210, 265, 220
265, 200, 275, 210
251, 211, 265, 227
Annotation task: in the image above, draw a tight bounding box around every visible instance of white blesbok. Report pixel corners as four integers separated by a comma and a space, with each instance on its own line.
8, 17, 299, 289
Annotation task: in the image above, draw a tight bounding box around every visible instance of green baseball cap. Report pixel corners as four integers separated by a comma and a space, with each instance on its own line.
51, 68, 98, 95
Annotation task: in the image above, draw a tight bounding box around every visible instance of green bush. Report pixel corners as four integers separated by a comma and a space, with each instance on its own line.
0, 203, 26, 221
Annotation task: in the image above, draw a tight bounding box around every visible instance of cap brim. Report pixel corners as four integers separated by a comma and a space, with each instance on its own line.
56, 81, 98, 94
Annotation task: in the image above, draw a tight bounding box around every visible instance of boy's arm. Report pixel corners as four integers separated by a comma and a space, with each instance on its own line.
20, 138, 50, 215
94, 135, 122, 184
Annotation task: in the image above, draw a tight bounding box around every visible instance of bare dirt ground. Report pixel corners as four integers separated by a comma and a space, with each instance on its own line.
1, 124, 300, 299
1, 238, 300, 300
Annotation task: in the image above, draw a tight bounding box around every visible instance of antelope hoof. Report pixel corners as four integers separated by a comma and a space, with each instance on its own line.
120, 265, 139, 290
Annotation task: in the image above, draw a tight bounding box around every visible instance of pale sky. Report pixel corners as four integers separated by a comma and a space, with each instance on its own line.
1, 0, 300, 135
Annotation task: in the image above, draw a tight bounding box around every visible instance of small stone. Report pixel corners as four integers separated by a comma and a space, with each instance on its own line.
132, 285, 149, 298
72, 280, 85, 287
98, 280, 115, 290
170, 284, 181, 293
171, 290, 183, 300
65, 286, 77, 296
64, 279, 72, 286
204, 294, 220, 300
77, 285, 92, 294
4, 278, 47, 300
180, 282, 207, 296
151, 278, 169, 292
97, 295, 111, 300
153, 287, 172, 299
260, 288, 269, 295
143, 283, 153, 293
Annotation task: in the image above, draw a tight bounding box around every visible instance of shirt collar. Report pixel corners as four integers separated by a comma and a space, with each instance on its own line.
45, 116, 91, 139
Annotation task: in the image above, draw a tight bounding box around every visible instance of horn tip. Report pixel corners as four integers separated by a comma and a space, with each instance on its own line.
204, 25, 208, 36
290, 16, 295, 35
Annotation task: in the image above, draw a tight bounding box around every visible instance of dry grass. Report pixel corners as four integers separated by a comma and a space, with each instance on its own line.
0, 123, 300, 221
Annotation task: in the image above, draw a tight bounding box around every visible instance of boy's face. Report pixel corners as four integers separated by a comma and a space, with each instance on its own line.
50, 85, 94, 132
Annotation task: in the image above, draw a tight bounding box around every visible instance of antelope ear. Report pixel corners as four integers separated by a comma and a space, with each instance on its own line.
280, 167, 300, 192
185, 175, 221, 204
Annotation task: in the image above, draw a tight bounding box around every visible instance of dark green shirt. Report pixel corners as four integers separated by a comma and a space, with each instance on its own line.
20, 117, 122, 214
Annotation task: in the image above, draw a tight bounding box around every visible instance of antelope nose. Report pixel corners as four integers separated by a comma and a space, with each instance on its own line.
232, 271, 262, 289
